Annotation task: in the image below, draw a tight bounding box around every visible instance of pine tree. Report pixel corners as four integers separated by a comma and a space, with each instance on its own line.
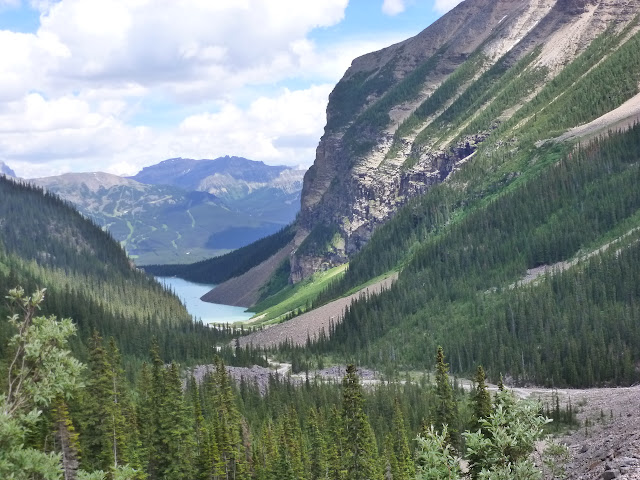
78, 331, 117, 473
106, 338, 133, 474
326, 406, 344, 480
157, 362, 195, 480
341, 364, 381, 480
212, 357, 248, 479
472, 365, 492, 433
307, 407, 328, 480
191, 377, 212, 480
390, 398, 414, 480
434, 347, 458, 446
136, 362, 155, 476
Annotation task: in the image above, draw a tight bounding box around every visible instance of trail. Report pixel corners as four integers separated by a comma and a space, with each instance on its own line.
513, 226, 640, 287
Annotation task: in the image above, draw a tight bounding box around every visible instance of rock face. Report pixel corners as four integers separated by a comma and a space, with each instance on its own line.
291, 0, 640, 281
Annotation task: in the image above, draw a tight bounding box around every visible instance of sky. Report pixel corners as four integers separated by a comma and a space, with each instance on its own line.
0, 0, 463, 178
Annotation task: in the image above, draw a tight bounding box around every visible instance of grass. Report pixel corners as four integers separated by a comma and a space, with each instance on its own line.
248, 264, 348, 324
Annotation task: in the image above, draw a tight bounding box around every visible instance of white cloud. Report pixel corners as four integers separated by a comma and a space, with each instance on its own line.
382, 0, 405, 16
3, 85, 333, 178
433, 0, 464, 14
0, 0, 418, 178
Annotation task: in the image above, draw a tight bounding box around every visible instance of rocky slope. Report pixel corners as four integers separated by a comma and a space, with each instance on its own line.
290, 0, 640, 281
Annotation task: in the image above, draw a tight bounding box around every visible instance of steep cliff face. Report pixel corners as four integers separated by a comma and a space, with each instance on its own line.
291, 0, 640, 281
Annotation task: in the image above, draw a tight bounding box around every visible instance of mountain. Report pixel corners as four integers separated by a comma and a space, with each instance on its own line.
131, 155, 305, 207
0, 161, 15, 177
185, 0, 640, 386
288, 0, 640, 280
197, 0, 640, 299
32, 159, 304, 265
0, 175, 241, 364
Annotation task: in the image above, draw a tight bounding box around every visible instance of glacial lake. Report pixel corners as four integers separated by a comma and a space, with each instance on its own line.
156, 276, 253, 324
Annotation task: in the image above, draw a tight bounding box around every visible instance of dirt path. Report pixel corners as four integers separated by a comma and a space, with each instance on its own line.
236, 273, 398, 349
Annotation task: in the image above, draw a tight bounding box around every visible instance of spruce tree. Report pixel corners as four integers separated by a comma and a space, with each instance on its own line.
78, 331, 117, 473
307, 407, 328, 480
390, 398, 414, 480
157, 362, 195, 480
340, 364, 381, 480
472, 365, 492, 432
434, 346, 458, 446
326, 406, 344, 480
213, 357, 248, 479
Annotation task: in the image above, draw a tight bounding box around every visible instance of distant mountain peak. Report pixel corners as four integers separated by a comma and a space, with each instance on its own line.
130, 156, 303, 200
0, 161, 16, 177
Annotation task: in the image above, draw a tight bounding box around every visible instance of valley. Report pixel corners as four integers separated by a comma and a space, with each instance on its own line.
3, 0, 640, 479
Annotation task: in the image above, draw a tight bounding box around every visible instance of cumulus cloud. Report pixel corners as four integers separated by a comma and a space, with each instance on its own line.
382, 0, 405, 16
3, 85, 333, 178
0, 0, 416, 178
433, 0, 464, 14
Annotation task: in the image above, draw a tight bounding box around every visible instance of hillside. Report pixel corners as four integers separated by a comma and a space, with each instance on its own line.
171, 0, 640, 390
291, 0, 640, 280
33, 157, 304, 265
0, 176, 254, 366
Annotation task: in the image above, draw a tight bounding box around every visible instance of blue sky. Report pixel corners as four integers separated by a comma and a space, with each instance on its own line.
0, 0, 461, 178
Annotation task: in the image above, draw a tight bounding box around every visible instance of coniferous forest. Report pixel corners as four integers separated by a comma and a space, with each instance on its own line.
4, 5, 640, 479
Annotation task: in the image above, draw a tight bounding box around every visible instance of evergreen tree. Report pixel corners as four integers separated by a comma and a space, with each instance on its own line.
434, 347, 458, 446
78, 332, 132, 477
156, 363, 195, 480
472, 366, 492, 433
212, 357, 248, 479
136, 362, 155, 476
307, 407, 328, 480
389, 398, 414, 480
340, 365, 381, 480
326, 406, 345, 480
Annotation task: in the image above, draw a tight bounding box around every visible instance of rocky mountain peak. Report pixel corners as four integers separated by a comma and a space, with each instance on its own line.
292, 0, 640, 281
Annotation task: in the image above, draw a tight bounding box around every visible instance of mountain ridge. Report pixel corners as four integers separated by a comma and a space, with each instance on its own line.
291, 0, 640, 281
32, 157, 305, 265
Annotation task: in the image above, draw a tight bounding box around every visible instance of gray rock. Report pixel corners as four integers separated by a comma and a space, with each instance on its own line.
601, 470, 619, 479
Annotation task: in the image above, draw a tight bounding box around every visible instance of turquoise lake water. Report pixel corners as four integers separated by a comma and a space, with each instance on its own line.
156, 276, 253, 324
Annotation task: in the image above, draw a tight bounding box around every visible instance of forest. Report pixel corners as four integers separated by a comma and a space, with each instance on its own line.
2, 289, 566, 479
293, 124, 640, 387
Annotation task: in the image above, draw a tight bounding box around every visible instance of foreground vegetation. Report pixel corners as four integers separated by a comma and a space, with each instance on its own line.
1, 292, 565, 479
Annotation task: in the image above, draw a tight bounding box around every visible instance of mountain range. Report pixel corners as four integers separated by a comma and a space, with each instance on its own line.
30, 156, 305, 265
157, 0, 640, 388
193, 0, 640, 296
